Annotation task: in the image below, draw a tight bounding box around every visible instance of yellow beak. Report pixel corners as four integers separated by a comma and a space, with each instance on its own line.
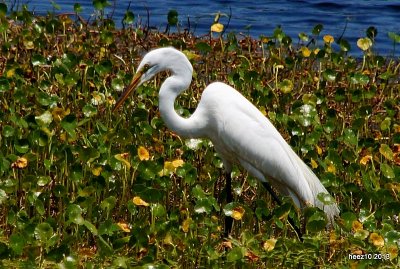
112, 69, 144, 112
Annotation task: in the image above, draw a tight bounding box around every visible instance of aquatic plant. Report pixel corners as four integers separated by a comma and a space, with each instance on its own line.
0, 2, 398, 268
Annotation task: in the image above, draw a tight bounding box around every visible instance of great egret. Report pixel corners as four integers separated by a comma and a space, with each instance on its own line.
113, 47, 340, 232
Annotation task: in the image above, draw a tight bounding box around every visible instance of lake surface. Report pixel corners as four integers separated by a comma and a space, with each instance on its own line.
19, 0, 400, 56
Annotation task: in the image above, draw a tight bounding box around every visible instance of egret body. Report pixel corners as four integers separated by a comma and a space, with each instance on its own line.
113, 47, 339, 224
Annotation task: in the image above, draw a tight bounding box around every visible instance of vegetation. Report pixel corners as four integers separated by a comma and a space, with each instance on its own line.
0, 2, 399, 268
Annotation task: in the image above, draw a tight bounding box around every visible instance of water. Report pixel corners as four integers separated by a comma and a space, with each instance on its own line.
15, 0, 400, 56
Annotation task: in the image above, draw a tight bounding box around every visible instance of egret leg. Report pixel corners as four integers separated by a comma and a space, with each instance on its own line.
261, 181, 303, 241
224, 172, 233, 237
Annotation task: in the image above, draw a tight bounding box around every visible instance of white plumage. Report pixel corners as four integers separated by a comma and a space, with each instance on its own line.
114, 47, 340, 223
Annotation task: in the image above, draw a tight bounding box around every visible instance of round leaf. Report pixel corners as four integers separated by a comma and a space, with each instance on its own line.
167, 10, 178, 25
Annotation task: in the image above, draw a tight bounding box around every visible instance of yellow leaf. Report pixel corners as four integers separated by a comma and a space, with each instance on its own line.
106, 95, 115, 106
369, 232, 385, 247
182, 50, 201, 61
172, 159, 184, 168
352, 220, 363, 232
245, 250, 259, 262
137, 146, 150, 161
11, 157, 28, 169
222, 240, 233, 249
24, 39, 34, 50
117, 222, 131, 232
379, 144, 394, 161
182, 218, 192, 233
316, 145, 323, 155
115, 153, 131, 169
164, 161, 174, 171
327, 163, 336, 174
394, 124, 400, 133
211, 23, 224, 33
6, 68, 15, 78
158, 161, 176, 176
387, 244, 398, 259
301, 46, 311, 57
263, 238, 277, 252
231, 206, 245, 220
52, 107, 70, 122
311, 158, 318, 169
261, 37, 269, 43
360, 155, 372, 165
323, 34, 334, 44
92, 166, 103, 176
133, 196, 149, 207
163, 233, 173, 245
362, 69, 371, 75
357, 37, 372, 51
59, 132, 67, 142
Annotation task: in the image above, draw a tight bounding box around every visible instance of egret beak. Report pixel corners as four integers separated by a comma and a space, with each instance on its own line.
112, 69, 144, 112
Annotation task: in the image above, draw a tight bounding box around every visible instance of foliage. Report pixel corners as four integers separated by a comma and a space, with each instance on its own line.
0, 2, 399, 268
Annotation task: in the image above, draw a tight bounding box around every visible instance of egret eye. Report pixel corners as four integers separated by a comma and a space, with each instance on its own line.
143, 64, 151, 72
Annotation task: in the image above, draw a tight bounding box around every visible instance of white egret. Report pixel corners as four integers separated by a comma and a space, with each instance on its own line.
113, 47, 339, 233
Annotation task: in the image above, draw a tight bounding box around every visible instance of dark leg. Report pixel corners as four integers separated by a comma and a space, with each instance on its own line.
261, 182, 303, 241
224, 172, 233, 237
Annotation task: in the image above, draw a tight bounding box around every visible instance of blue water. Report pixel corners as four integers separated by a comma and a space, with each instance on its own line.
16, 0, 400, 56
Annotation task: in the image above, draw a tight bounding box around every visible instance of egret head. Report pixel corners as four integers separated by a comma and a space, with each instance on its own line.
113, 47, 192, 112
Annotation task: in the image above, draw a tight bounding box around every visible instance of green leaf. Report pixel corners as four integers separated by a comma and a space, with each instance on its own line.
322, 69, 337, 82
350, 73, 369, 85
95, 60, 113, 76
31, 54, 46, 66
167, 9, 178, 25
0, 189, 7, 205
366, 26, 378, 40
317, 192, 336, 206
380, 117, 391, 131
111, 77, 124, 91
312, 24, 323, 35
343, 129, 357, 147
61, 115, 77, 139
9, 234, 25, 255
305, 209, 327, 233
385, 230, 400, 245
36, 92, 52, 106
151, 203, 166, 218
227, 247, 245, 262
388, 32, 400, 43
340, 211, 357, 231
84, 220, 98, 235
176, 163, 197, 185
83, 104, 97, 117
192, 184, 207, 199
0, 3, 7, 16
15, 139, 30, 154
339, 39, 351, 52
67, 204, 84, 225
35, 110, 53, 126
2, 125, 15, 137
123, 11, 135, 24
34, 223, 54, 242
93, 0, 109, 11
278, 79, 293, 94
379, 144, 393, 161
381, 163, 395, 179
298, 32, 309, 42
101, 196, 117, 212
0, 77, 10, 92
74, 3, 83, 13
195, 42, 212, 54
37, 176, 51, 186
